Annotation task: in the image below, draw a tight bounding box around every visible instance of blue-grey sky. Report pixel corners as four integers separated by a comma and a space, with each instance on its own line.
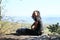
1, 0, 60, 17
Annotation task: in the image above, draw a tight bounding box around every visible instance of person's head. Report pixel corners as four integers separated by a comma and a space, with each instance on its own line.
32, 10, 41, 21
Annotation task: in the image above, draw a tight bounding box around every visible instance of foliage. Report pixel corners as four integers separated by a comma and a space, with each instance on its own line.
47, 23, 60, 34
56, 27, 60, 34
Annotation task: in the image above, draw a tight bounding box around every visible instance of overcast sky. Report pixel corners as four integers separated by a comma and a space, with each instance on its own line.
1, 0, 60, 17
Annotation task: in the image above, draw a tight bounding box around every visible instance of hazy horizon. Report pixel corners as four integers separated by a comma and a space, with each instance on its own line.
1, 0, 60, 24
2, 16, 60, 24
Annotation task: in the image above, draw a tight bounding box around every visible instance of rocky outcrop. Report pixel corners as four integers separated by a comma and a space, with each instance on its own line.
0, 34, 60, 40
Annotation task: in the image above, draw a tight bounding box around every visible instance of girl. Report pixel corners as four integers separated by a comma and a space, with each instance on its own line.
31, 10, 43, 35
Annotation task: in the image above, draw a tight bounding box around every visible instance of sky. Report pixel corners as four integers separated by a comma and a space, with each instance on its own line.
1, 0, 60, 17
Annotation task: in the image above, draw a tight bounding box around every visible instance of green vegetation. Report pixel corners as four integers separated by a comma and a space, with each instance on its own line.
47, 23, 60, 34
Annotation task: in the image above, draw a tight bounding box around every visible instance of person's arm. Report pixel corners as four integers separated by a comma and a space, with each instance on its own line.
34, 21, 38, 29
31, 21, 38, 30
31, 22, 35, 29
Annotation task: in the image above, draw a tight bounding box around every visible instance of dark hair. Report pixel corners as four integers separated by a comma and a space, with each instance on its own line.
32, 10, 41, 21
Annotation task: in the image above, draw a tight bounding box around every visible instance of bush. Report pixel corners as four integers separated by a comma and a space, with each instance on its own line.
47, 23, 60, 34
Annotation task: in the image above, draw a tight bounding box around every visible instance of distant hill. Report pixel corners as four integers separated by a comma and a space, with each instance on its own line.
1, 16, 60, 24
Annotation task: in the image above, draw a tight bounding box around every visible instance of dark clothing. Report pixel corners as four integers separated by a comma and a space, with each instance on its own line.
32, 16, 43, 34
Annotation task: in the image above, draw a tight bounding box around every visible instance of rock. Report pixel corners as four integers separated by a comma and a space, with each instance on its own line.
0, 34, 60, 40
